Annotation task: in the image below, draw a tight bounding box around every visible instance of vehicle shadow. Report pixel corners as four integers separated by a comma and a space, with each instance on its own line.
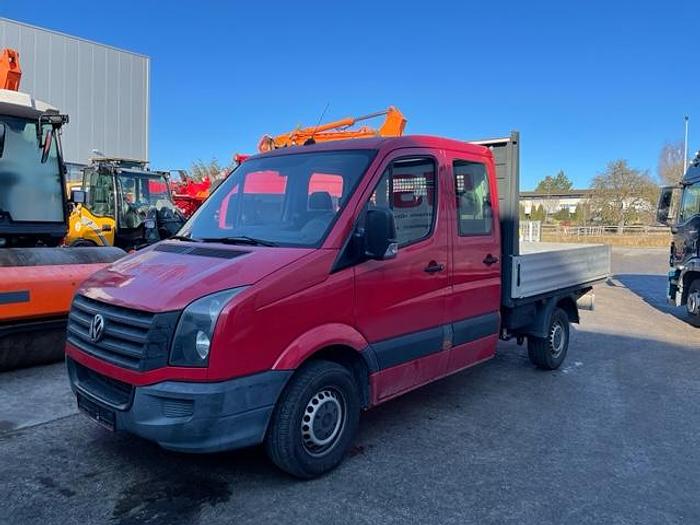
614, 273, 690, 323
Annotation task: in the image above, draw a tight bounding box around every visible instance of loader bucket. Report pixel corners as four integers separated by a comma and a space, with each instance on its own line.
0, 247, 125, 371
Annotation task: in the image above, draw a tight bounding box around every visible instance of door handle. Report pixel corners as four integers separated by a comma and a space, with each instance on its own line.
483, 254, 499, 266
424, 261, 445, 274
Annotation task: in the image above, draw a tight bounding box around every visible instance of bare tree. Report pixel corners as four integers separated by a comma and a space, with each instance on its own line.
190, 159, 221, 181
590, 160, 659, 233
189, 158, 231, 187
658, 141, 685, 185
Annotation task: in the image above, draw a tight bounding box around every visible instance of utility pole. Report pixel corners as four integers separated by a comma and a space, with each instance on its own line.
683, 116, 689, 174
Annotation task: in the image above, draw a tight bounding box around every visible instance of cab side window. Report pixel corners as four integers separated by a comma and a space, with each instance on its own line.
369, 157, 436, 246
453, 160, 493, 235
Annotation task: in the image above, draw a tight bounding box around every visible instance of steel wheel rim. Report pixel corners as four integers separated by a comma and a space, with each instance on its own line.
550, 321, 566, 358
301, 387, 346, 457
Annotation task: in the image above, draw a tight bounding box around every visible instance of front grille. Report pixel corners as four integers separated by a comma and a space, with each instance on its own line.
67, 295, 180, 371
69, 358, 134, 409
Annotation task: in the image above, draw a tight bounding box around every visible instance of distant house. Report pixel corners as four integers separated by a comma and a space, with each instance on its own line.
519, 189, 592, 216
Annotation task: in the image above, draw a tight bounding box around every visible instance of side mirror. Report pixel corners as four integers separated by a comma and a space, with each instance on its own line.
364, 208, 398, 260
71, 189, 86, 204
656, 186, 675, 226
41, 128, 53, 163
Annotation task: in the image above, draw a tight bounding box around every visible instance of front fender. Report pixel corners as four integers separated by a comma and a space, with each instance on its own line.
272, 323, 369, 370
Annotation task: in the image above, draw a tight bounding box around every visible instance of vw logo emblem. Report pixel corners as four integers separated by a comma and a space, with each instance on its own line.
89, 314, 105, 343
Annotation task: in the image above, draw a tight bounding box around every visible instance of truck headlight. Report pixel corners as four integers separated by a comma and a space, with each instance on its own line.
170, 287, 247, 367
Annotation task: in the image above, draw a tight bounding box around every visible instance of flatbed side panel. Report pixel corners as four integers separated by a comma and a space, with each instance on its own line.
511, 244, 611, 300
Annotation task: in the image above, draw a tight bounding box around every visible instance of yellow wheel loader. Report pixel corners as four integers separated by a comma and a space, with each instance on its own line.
66, 158, 186, 250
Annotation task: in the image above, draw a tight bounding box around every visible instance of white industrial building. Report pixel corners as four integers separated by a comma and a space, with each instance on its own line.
0, 17, 150, 180
519, 189, 592, 215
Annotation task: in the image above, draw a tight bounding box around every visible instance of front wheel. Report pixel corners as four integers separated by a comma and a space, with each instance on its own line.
265, 360, 361, 479
686, 279, 700, 327
70, 239, 97, 247
527, 307, 570, 370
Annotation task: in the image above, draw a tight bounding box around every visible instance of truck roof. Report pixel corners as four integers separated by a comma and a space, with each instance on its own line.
252, 135, 495, 160
0, 88, 56, 119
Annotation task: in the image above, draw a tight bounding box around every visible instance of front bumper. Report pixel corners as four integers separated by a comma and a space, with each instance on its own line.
66, 357, 292, 453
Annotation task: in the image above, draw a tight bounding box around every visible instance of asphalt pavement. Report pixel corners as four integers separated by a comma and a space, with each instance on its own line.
1, 247, 698, 524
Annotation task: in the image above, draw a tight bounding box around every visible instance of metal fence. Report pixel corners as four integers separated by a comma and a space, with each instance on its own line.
519, 221, 541, 242
540, 225, 671, 237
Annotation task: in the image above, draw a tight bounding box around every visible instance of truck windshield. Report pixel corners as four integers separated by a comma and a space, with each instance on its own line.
117, 171, 176, 229
179, 150, 375, 247
0, 116, 63, 223
679, 182, 700, 223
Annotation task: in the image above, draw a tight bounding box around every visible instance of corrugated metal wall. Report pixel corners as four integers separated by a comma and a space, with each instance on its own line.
0, 18, 149, 166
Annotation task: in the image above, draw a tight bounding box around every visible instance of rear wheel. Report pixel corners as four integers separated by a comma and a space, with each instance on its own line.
527, 307, 570, 370
265, 360, 360, 479
686, 279, 700, 327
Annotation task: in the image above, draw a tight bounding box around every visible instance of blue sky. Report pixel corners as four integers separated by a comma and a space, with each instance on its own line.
2, 1, 697, 189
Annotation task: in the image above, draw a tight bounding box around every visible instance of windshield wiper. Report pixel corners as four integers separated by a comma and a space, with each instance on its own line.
170, 234, 201, 242
200, 235, 278, 247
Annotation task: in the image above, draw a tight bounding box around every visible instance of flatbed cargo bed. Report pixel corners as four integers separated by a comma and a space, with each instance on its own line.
511, 242, 611, 301
472, 133, 611, 308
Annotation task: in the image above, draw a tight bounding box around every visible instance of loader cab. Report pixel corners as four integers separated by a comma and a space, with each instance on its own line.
70, 159, 185, 250
0, 102, 69, 248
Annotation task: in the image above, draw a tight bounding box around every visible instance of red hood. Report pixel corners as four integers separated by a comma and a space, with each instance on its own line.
78, 242, 313, 311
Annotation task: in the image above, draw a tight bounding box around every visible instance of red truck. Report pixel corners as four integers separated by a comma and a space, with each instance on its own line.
66, 133, 610, 478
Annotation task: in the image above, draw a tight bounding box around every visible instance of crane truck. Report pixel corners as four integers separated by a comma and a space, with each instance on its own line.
657, 151, 700, 326
170, 107, 407, 217
0, 48, 124, 370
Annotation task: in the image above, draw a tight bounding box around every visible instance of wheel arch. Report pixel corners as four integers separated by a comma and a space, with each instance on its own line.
519, 293, 579, 339
556, 295, 580, 324
272, 324, 373, 409
681, 266, 700, 304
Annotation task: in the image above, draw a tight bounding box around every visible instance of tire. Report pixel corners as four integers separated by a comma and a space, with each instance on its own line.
527, 307, 570, 370
265, 360, 361, 479
686, 279, 700, 328
70, 239, 97, 247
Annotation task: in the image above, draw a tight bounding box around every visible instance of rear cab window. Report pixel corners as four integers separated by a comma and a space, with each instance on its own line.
453, 160, 494, 235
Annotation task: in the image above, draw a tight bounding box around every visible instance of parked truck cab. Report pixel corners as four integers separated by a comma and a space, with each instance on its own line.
658, 152, 700, 326
66, 134, 607, 478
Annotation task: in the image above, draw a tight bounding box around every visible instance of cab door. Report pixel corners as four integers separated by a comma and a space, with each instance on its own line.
70, 170, 116, 246
353, 150, 450, 402
444, 151, 501, 372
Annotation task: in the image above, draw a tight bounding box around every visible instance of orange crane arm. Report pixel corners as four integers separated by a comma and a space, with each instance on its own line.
0, 48, 22, 91
258, 106, 406, 152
